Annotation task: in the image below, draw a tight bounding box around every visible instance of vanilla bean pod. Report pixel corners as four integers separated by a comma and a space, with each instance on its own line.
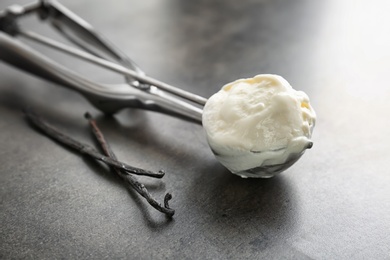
24, 109, 164, 178
84, 112, 175, 217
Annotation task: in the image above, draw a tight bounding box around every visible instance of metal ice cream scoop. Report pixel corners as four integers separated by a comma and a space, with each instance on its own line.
0, 0, 205, 123
0, 0, 313, 178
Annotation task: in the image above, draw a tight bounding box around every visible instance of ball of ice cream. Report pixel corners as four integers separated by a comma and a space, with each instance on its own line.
202, 74, 316, 178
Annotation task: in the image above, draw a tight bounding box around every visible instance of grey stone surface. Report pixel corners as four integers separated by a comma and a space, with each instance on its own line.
1, 0, 389, 259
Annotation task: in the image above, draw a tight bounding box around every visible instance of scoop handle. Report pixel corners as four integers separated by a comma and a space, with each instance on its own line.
0, 32, 104, 95
0, 32, 203, 123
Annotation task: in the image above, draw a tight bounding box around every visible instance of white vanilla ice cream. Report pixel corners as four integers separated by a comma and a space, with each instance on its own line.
202, 74, 316, 178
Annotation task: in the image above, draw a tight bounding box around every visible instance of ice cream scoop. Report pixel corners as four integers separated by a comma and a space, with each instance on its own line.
202, 74, 316, 178
0, 2, 315, 178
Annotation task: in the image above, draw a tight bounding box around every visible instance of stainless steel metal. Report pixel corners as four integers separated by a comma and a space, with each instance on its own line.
234, 143, 313, 178
0, 32, 203, 123
0, 0, 142, 75
0, 0, 205, 124
19, 30, 207, 106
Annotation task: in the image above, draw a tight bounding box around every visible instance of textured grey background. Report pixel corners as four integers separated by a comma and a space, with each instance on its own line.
1, 0, 390, 259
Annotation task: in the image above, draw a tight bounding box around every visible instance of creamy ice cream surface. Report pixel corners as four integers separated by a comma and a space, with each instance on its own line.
202, 74, 316, 178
